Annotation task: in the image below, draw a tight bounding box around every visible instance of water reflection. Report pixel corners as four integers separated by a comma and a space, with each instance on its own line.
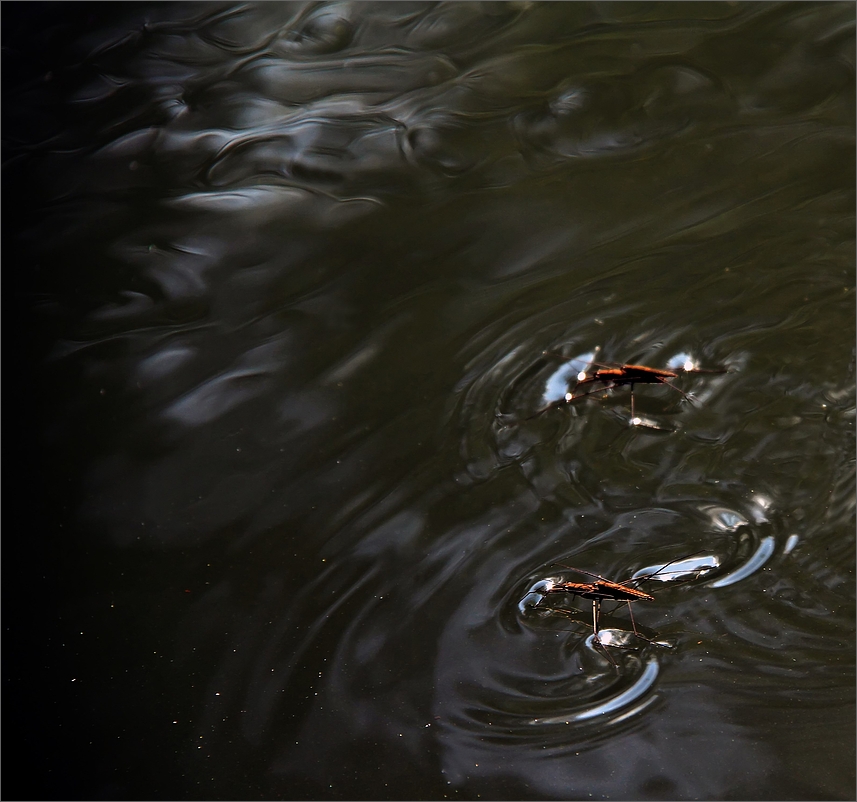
534, 652, 660, 723
7, 2, 855, 800
708, 536, 777, 588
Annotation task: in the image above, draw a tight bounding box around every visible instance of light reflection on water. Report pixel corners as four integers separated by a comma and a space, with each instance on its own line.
6, 2, 855, 800
533, 652, 660, 724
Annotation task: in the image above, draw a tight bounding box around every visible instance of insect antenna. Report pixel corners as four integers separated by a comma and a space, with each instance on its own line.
549, 562, 606, 580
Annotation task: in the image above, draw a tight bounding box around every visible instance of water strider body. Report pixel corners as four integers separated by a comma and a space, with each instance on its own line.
528, 554, 715, 666
521, 354, 727, 423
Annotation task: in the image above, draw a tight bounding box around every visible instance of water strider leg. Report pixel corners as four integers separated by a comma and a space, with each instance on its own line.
656, 375, 694, 404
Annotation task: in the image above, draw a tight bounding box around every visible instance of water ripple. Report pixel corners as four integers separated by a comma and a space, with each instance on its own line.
9, 2, 854, 799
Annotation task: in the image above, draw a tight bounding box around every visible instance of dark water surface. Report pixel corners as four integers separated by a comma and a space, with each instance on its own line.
5, 2, 855, 799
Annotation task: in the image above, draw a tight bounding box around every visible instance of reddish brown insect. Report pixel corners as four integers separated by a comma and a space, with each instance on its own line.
538, 565, 654, 645
524, 355, 726, 423
533, 554, 713, 657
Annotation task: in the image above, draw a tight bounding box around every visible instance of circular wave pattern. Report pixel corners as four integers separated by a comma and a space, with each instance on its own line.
7, 2, 854, 800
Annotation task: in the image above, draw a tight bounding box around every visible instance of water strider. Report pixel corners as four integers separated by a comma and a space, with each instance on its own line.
528, 554, 716, 667
517, 353, 727, 425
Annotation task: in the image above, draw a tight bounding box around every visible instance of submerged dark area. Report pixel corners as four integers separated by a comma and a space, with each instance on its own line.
3, 2, 855, 799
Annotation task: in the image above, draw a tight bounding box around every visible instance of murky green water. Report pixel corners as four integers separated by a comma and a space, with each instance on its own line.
5, 3, 855, 799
